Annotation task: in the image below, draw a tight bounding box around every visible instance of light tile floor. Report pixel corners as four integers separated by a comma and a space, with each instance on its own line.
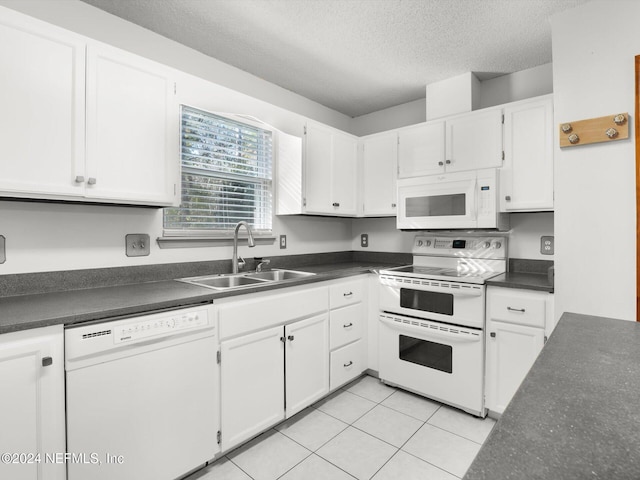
186, 375, 496, 480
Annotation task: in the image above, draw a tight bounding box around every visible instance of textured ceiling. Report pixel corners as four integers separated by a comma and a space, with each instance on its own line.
80, 0, 592, 117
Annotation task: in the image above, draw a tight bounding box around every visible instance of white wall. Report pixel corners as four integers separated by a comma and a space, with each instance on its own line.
351, 98, 426, 137
508, 213, 554, 260
479, 63, 553, 109
551, 1, 637, 321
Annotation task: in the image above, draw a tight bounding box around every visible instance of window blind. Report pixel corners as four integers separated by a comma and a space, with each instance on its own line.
164, 106, 273, 235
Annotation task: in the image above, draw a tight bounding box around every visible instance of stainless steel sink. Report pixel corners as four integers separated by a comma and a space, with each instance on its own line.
178, 269, 315, 290
247, 269, 316, 281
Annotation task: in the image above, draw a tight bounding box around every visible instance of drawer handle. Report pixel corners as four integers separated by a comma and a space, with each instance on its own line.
343, 361, 353, 367
507, 307, 526, 313
343, 292, 353, 297
343, 323, 353, 328
42, 356, 53, 367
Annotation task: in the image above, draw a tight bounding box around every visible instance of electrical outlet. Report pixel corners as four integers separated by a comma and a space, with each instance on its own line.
0, 235, 5, 264
540, 236, 554, 255
280, 235, 287, 249
361, 233, 369, 248
126, 234, 150, 257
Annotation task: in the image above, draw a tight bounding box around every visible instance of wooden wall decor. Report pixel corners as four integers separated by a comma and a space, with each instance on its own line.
635, 56, 640, 321
559, 113, 629, 148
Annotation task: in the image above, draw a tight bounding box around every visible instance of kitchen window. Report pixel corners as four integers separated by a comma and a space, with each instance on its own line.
163, 106, 273, 238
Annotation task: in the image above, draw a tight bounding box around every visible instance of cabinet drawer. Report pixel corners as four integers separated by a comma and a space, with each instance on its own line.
330, 303, 363, 350
329, 279, 364, 309
489, 289, 547, 328
330, 340, 365, 391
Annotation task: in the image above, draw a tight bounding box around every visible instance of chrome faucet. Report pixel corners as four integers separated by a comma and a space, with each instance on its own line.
232, 221, 255, 274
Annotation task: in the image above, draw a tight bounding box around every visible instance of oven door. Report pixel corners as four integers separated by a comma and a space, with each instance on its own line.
378, 313, 485, 417
379, 275, 485, 329
396, 172, 477, 229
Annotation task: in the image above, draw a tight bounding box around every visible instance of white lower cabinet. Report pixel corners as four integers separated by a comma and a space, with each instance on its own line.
485, 287, 554, 415
218, 285, 329, 452
0, 325, 65, 480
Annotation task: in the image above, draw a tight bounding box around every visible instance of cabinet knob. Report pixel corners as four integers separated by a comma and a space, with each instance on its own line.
445, 159, 451, 164
490, 332, 496, 338
332, 202, 340, 207
74, 176, 85, 183
42, 356, 53, 367
343, 361, 353, 367
88, 177, 97, 185
391, 203, 396, 208
280, 336, 285, 343
287, 335, 295, 341
438, 161, 444, 166
505, 195, 511, 201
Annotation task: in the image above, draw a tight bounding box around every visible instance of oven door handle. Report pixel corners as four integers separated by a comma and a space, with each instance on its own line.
379, 315, 482, 343
379, 281, 484, 297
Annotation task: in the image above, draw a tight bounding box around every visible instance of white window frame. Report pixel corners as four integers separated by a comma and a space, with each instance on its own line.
163, 106, 274, 239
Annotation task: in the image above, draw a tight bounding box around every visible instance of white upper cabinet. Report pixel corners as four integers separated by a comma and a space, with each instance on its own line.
445, 107, 503, 172
85, 43, 179, 206
360, 131, 398, 216
0, 7, 180, 207
0, 9, 86, 199
398, 122, 445, 178
397, 107, 502, 178
304, 122, 358, 216
500, 95, 554, 212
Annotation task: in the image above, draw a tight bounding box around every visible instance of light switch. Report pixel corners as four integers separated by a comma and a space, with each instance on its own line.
126, 234, 150, 257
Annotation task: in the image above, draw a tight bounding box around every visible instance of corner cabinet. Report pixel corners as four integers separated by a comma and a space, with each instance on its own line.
485, 287, 554, 415
304, 122, 358, 216
0, 325, 66, 480
360, 131, 398, 216
500, 95, 554, 212
0, 7, 180, 207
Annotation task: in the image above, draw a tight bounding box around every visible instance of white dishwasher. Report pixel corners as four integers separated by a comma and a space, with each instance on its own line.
65, 304, 219, 480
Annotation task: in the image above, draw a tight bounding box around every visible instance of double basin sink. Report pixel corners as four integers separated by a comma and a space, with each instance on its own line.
178, 269, 315, 290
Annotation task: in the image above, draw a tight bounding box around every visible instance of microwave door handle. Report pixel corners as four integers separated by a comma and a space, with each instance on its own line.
473, 179, 478, 220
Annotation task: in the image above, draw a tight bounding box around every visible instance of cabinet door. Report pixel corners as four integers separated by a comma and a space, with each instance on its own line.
0, 10, 85, 199
361, 132, 397, 216
285, 314, 329, 418
85, 43, 179, 206
446, 108, 502, 172
304, 122, 333, 214
501, 96, 554, 211
331, 132, 358, 215
220, 325, 285, 451
0, 325, 65, 480
398, 122, 445, 178
485, 321, 545, 414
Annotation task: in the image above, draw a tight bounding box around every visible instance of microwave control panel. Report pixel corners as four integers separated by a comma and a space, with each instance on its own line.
413, 235, 506, 258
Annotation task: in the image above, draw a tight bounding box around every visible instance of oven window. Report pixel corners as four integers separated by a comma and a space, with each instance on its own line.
405, 193, 466, 217
400, 289, 453, 316
399, 335, 452, 373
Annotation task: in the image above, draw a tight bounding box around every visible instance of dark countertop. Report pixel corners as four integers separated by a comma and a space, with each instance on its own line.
464, 312, 640, 480
486, 272, 553, 293
0, 261, 396, 334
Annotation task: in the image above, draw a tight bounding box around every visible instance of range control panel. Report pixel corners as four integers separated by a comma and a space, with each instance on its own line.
413, 235, 506, 259
114, 309, 209, 344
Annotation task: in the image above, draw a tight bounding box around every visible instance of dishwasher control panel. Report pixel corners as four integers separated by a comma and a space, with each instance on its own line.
114, 309, 209, 344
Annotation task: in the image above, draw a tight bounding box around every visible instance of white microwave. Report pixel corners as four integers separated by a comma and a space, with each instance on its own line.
396, 169, 509, 230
